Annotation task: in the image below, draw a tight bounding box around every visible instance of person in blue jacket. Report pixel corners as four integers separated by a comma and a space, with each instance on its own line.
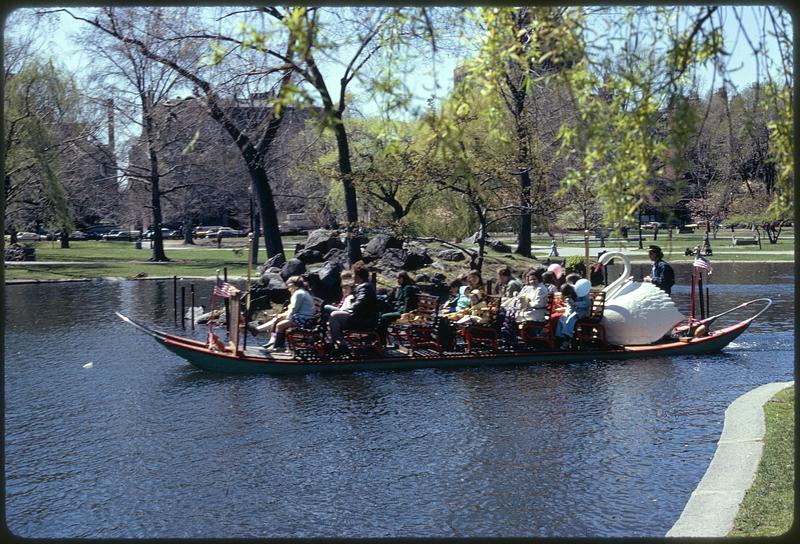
644, 245, 675, 295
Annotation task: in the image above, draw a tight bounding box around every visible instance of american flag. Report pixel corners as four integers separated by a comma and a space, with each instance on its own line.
693, 255, 713, 275
213, 280, 240, 298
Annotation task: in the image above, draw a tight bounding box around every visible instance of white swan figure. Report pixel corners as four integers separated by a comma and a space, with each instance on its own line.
598, 251, 685, 345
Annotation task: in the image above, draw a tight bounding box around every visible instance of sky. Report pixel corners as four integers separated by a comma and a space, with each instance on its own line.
4, 5, 791, 137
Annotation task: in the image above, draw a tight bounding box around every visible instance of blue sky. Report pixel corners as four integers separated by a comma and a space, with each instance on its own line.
5, 5, 791, 126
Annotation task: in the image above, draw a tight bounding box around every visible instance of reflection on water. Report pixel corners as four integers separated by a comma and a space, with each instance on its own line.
4, 266, 795, 538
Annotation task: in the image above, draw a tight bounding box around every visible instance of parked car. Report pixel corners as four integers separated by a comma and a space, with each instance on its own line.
69, 231, 88, 240
194, 226, 222, 238
213, 226, 243, 238
102, 230, 133, 241
143, 227, 178, 240
16, 232, 43, 241
83, 224, 120, 240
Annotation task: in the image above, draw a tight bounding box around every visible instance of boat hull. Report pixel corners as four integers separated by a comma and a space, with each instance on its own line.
152, 321, 751, 375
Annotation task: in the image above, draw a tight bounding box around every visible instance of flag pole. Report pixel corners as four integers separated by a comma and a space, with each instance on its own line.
242, 232, 254, 349
690, 261, 696, 322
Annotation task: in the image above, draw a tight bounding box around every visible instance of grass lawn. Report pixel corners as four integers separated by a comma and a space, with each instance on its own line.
729, 386, 795, 537
5, 240, 287, 281
4, 231, 794, 281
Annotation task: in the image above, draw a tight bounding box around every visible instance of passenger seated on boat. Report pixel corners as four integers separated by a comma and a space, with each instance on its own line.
322, 271, 355, 331
443, 278, 469, 312
564, 272, 581, 287
264, 276, 317, 351
541, 270, 559, 295
378, 271, 419, 342
496, 265, 523, 299
329, 267, 380, 344
510, 268, 549, 327
555, 279, 592, 349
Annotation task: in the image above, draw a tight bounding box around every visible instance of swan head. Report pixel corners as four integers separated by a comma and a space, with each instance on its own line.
598, 251, 628, 267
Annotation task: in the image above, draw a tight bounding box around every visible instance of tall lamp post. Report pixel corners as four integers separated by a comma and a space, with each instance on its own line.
638, 208, 644, 249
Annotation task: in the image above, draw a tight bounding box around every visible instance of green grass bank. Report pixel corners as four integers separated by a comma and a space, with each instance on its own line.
729, 386, 795, 537
4, 231, 794, 282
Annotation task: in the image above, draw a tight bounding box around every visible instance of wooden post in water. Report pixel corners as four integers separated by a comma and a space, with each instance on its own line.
180, 286, 186, 329
190, 283, 195, 330
243, 233, 254, 350
224, 267, 228, 282
173, 275, 177, 323
698, 273, 705, 320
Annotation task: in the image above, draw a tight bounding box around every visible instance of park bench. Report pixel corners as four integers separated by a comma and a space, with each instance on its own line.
732, 238, 759, 246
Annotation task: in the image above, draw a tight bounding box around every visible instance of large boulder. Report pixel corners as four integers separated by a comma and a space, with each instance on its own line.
280, 258, 306, 280
490, 240, 512, 253
323, 248, 350, 269
437, 249, 465, 261
294, 248, 324, 264
467, 231, 493, 244
257, 271, 289, 304
308, 260, 346, 303
363, 233, 403, 259
264, 253, 286, 270
304, 229, 345, 254
377, 248, 433, 273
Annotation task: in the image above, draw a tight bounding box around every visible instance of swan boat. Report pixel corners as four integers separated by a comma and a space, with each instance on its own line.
116, 296, 772, 376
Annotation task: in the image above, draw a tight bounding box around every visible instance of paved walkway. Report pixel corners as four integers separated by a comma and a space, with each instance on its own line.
666, 380, 795, 537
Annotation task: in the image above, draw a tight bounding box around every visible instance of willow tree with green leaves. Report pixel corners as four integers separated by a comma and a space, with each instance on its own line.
463, 6, 580, 256
4, 59, 78, 247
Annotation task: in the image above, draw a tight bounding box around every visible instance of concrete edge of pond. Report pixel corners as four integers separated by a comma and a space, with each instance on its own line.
665, 380, 795, 538
5, 275, 247, 285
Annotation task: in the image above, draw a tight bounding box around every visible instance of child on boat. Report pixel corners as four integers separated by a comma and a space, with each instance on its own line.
555, 279, 592, 349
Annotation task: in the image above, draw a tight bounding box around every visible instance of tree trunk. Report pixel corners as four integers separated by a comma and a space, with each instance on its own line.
251, 208, 261, 266
148, 150, 169, 262
247, 163, 283, 260
9, 229, 18, 245
515, 126, 532, 257
59, 230, 70, 249
182, 216, 194, 245
332, 117, 361, 264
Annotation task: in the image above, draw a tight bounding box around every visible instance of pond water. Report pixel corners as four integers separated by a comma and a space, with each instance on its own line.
4, 262, 795, 538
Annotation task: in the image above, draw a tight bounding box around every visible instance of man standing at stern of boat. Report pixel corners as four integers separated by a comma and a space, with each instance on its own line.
643, 245, 675, 296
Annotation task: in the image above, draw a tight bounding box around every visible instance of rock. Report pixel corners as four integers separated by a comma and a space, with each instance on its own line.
294, 243, 305, 254
437, 249, 465, 261
294, 248, 324, 264
490, 240, 512, 253
323, 248, 350, 268
352, 234, 369, 247
304, 229, 345, 254
307, 260, 345, 303
432, 272, 447, 284
467, 231, 492, 244
280, 258, 306, 280
256, 272, 289, 304
415, 273, 430, 283
363, 233, 403, 258
377, 248, 432, 273
264, 253, 286, 269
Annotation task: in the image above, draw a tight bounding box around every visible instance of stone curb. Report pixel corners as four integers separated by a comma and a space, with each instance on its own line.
666, 380, 794, 537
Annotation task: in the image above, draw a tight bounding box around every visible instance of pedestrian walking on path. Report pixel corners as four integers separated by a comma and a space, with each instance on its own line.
549, 238, 559, 257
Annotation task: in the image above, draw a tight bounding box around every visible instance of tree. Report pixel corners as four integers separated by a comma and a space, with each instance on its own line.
77, 7, 208, 261
4, 57, 80, 247
243, 6, 435, 264
59, 6, 300, 261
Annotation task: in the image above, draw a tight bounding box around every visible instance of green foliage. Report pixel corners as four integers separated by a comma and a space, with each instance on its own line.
563, 255, 586, 276
4, 58, 77, 232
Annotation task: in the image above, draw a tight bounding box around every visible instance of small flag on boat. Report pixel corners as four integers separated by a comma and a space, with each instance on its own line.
213, 280, 240, 298
693, 255, 713, 274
